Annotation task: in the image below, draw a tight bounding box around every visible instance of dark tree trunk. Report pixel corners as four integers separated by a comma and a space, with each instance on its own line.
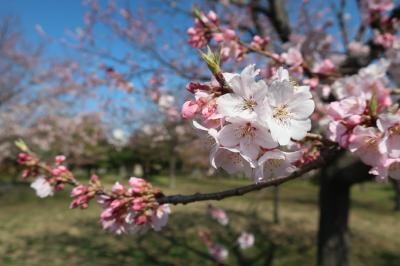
318, 174, 350, 266
391, 179, 400, 212
317, 159, 372, 266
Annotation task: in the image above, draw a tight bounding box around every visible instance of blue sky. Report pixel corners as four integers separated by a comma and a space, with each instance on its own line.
0, 0, 85, 42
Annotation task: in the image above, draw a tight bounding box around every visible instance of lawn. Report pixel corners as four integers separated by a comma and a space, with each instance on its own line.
0, 175, 399, 266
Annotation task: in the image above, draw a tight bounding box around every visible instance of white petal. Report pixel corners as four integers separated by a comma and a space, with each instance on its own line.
258, 150, 285, 165
267, 117, 291, 145
239, 141, 260, 161
267, 80, 294, 106
254, 126, 278, 149
289, 119, 311, 141
288, 99, 315, 119
218, 124, 240, 147
216, 93, 243, 117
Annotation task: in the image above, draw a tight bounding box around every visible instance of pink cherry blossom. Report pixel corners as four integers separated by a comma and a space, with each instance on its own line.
348, 126, 385, 166
55, 155, 66, 165
312, 59, 336, 75
208, 204, 229, 225
281, 47, 303, 69
208, 245, 228, 262
377, 113, 400, 158
181, 100, 199, 119
112, 182, 126, 195
250, 35, 270, 50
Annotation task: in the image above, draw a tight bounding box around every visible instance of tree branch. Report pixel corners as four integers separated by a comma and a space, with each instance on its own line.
157, 144, 339, 205
336, 0, 349, 49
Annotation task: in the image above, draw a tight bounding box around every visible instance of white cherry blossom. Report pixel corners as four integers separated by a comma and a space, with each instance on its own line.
255, 149, 302, 181
192, 120, 220, 167
218, 118, 277, 161
31, 176, 54, 198
216, 64, 268, 121
255, 68, 314, 145
212, 147, 253, 178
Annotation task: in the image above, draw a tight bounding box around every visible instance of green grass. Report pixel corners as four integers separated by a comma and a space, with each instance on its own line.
0, 175, 399, 266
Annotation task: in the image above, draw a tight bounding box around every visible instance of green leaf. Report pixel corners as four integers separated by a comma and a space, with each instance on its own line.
199, 45, 221, 75
15, 139, 30, 153
369, 93, 378, 117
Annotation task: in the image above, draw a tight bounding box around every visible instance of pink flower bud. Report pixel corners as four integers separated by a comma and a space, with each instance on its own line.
71, 185, 88, 197
181, 100, 199, 119
207, 11, 218, 23
187, 27, 196, 35
112, 182, 126, 195
223, 29, 236, 39
132, 202, 144, 211
135, 215, 148, 225
129, 177, 146, 191
212, 32, 224, 42
110, 199, 124, 209
55, 155, 66, 165
101, 208, 113, 219
90, 174, 100, 184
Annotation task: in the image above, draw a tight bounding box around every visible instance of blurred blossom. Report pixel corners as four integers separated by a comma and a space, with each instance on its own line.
237, 232, 255, 249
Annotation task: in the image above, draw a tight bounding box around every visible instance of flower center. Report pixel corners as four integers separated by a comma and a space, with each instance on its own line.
365, 137, 379, 149
389, 124, 400, 135
239, 123, 256, 138
266, 159, 283, 168
273, 104, 291, 122
242, 97, 257, 111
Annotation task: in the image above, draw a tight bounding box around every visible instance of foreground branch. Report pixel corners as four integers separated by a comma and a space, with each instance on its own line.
157, 144, 339, 205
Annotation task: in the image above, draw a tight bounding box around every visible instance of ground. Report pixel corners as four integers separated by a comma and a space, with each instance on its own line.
0, 174, 399, 266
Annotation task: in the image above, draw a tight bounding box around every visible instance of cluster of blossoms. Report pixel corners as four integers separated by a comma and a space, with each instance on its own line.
187, 9, 245, 61
182, 65, 315, 182
359, 0, 399, 49
97, 177, 170, 234
326, 59, 400, 181
18, 153, 71, 197
17, 150, 170, 234
199, 205, 255, 262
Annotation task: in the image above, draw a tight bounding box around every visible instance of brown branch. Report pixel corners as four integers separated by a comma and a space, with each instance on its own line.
266, 0, 291, 42
336, 0, 349, 49
157, 144, 339, 205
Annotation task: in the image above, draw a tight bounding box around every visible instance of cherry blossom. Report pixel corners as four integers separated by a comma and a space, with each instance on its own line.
208, 245, 229, 262
377, 112, 400, 158
30, 176, 54, 198
237, 232, 255, 250
255, 68, 314, 145
256, 150, 302, 181
369, 158, 400, 181
348, 126, 385, 166
281, 47, 303, 71
216, 64, 268, 121
218, 118, 277, 161
212, 147, 254, 177
208, 204, 229, 226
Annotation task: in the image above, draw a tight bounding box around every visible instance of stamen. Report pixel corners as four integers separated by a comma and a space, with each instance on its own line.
242, 97, 257, 111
